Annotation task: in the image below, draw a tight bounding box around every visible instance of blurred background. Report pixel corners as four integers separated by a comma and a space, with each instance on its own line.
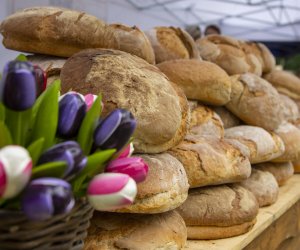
0, 0, 300, 73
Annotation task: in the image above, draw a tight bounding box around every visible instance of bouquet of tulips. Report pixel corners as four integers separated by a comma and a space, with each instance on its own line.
0, 56, 148, 221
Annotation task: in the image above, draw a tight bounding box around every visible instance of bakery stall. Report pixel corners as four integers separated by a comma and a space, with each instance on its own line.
0, 0, 300, 250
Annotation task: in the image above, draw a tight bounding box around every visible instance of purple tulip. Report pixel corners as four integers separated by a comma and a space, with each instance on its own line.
106, 157, 148, 183
87, 173, 137, 211
38, 141, 87, 178
0, 61, 36, 111
33, 65, 47, 96
94, 109, 136, 151
21, 178, 74, 221
58, 92, 87, 138
0, 146, 32, 199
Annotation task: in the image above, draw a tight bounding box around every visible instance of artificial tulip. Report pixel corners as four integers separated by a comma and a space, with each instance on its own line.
21, 178, 74, 221
33, 65, 47, 96
0, 61, 36, 111
57, 92, 87, 138
0, 146, 32, 199
38, 141, 87, 178
106, 157, 148, 183
87, 173, 137, 211
94, 109, 136, 151
117, 143, 134, 159
84, 94, 98, 110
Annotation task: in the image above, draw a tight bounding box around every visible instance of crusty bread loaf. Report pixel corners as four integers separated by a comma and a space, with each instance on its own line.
27, 54, 66, 86
226, 73, 286, 130
225, 125, 285, 164
157, 59, 231, 105
257, 42, 276, 73
189, 104, 224, 139
0, 7, 155, 64
84, 210, 187, 250
280, 94, 299, 121
212, 106, 241, 128
115, 153, 189, 214
272, 122, 300, 162
254, 162, 294, 186
292, 159, 300, 173
146, 26, 200, 63
264, 70, 300, 100
60, 49, 186, 153
169, 135, 251, 188
239, 169, 279, 207
176, 184, 258, 239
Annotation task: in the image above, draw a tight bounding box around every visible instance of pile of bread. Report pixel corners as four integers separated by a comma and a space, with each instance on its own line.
2, 6, 300, 249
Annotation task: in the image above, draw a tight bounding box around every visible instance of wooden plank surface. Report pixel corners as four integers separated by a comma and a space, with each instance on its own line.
185, 174, 300, 250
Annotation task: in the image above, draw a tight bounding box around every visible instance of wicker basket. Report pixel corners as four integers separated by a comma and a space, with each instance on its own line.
0, 198, 94, 250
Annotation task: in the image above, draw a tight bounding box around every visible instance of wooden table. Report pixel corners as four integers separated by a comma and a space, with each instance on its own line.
185, 175, 300, 250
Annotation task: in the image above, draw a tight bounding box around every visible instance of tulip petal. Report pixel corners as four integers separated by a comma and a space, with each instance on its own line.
0, 161, 7, 197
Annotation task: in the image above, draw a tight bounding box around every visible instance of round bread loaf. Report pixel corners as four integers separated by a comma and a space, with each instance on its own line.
0, 7, 155, 64
61, 49, 186, 153
176, 184, 258, 240
84, 210, 187, 250
225, 125, 285, 164
115, 153, 189, 213
254, 162, 294, 186
239, 169, 279, 207
157, 59, 231, 105
264, 70, 300, 101
146, 26, 200, 63
212, 106, 241, 129
257, 42, 276, 73
279, 94, 299, 122
226, 73, 286, 130
273, 122, 300, 162
169, 135, 251, 188
189, 104, 224, 139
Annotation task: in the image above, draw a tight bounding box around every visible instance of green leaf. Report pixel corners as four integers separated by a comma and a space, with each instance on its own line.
31, 80, 60, 151
0, 103, 5, 121
27, 138, 45, 166
32, 161, 67, 179
0, 121, 12, 148
15, 54, 28, 62
77, 96, 102, 155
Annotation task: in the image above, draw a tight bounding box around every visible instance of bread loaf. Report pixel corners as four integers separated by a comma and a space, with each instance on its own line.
157, 59, 231, 105
115, 153, 189, 214
0, 7, 155, 64
61, 49, 186, 153
226, 73, 286, 130
280, 94, 299, 121
169, 135, 251, 188
212, 106, 241, 128
176, 185, 258, 239
85, 210, 187, 250
239, 169, 279, 207
253, 162, 294, 186
225, 125, 285, 164
146, 26, 200, 63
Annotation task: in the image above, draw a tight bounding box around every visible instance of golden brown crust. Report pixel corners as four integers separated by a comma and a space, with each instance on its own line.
257, 43, 276, 73
212, 106, 241, 129
169, 136, 251, 188
279, 94, 299, 122
176, 184, 258, 227
254, 162, 294, 186
85, 211, 187, 250
115, 153, 189, 213
60, 48, 184, 153
157, 59, 231, 105
239, 169, 279, 207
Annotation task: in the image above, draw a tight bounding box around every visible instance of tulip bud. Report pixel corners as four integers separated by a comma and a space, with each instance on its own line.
87, 173, 137, 211
94, 109, 136, 151
106, 157, 148, 183
58, 92, 87, 138
33, 65, 47, 96
84, 94, 98, 111
117, 143, 134, 159
0, 146, 32, 199
0, 61, 36, 111
21, 178, 74, 221
38, 141, 87, 178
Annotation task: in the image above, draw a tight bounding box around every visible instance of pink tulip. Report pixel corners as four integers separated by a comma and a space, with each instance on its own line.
0, 146, 32, 199
117, 143, 134, 159
106, 157, 148, 183
87, 173, 137, 211
84, 94, 98, 111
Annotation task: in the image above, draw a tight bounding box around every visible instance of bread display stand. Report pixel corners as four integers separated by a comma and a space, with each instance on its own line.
185, 175, 300, 250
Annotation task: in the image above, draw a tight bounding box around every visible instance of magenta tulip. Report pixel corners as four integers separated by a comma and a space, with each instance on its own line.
117, 143, 134, 159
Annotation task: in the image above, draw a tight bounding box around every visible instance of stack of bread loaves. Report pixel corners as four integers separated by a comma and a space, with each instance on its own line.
1, 6, 298, 248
